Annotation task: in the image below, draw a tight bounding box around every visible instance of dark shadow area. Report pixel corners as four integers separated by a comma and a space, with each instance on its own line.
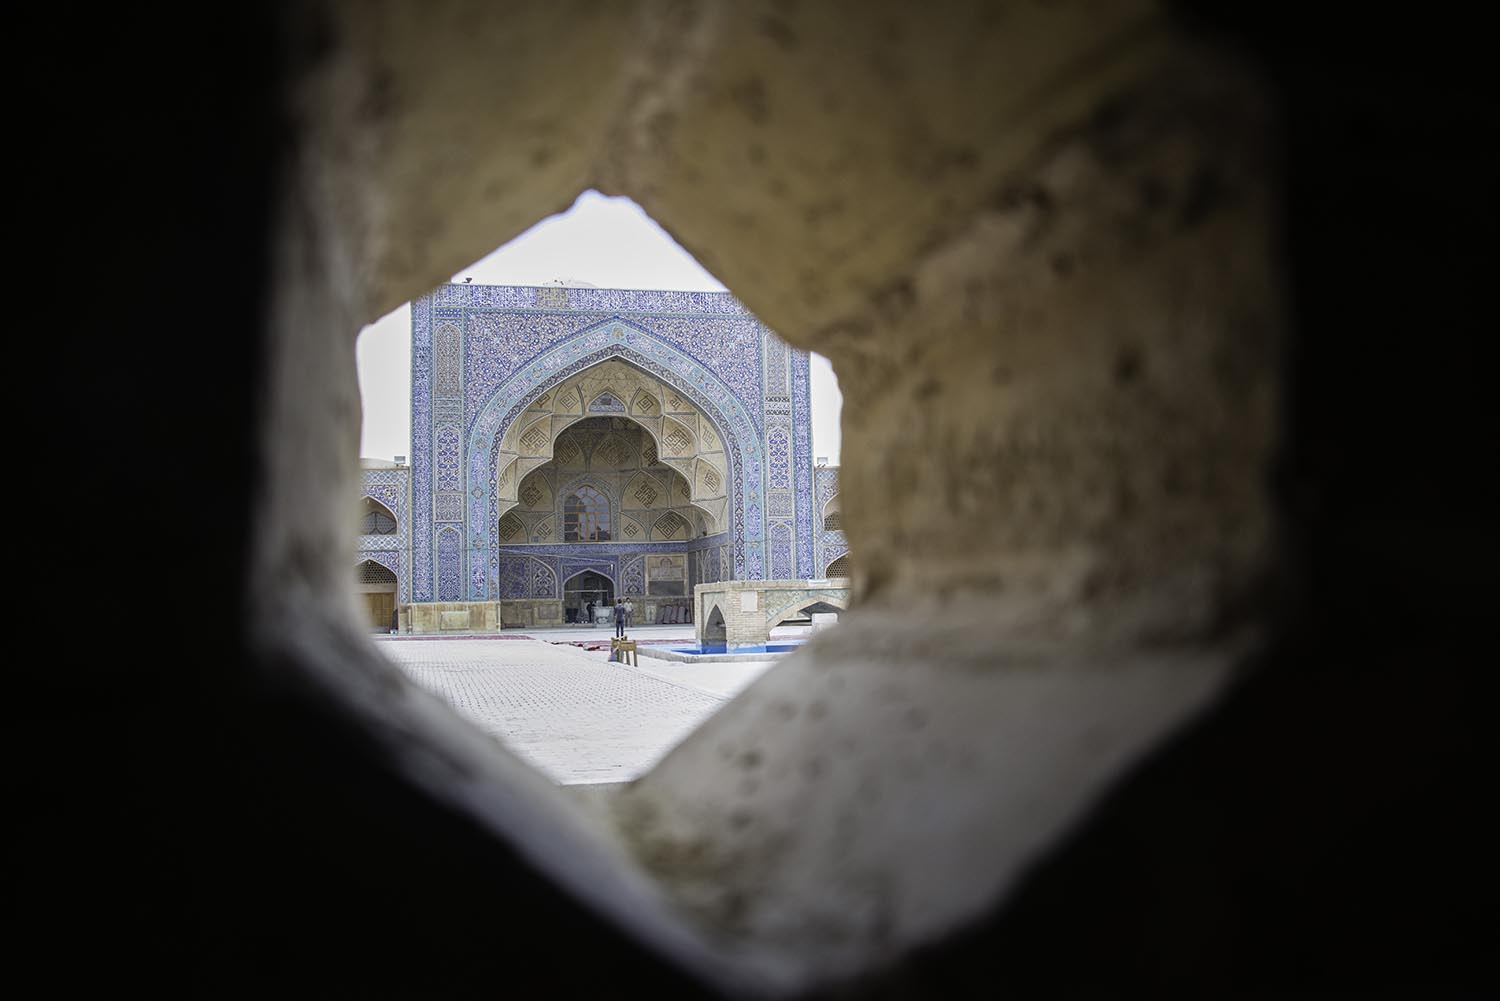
21, 6, 715, 995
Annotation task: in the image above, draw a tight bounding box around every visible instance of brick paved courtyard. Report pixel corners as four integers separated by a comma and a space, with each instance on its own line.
374, 634, 779, 784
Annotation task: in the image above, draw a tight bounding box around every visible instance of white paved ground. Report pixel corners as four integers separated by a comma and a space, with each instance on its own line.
373, 633, 787, 785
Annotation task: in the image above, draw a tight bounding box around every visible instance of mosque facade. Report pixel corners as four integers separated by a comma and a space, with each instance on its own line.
354, 283, 847, 631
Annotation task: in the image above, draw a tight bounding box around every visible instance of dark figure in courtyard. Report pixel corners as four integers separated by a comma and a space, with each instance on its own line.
624, 598, 634, 629
613, 598, 626, 638
583, 600, 593, 627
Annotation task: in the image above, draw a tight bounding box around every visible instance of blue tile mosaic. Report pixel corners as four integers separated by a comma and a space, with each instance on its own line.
357, 466, 412, 602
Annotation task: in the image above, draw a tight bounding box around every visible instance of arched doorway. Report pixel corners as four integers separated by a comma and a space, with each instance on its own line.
468, 347, 758, 598
563, 570, 614, 625
780, 599, 844, 624
494, 408, 725, 626
703, 605, 727, 645
355, 560, 398, 631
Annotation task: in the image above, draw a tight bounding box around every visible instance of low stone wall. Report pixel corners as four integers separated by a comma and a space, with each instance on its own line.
401, 598, 695, 632
403, 601, 501, 635
497, 599, 565, 629
492, 597, 694, 628
639, 597, 694, 625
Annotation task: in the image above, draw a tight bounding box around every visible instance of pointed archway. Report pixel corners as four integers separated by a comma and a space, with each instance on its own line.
562, 569, 614, 625
461, 324, 766, 599
354, 559, 398, 631
703, 605, 727, 646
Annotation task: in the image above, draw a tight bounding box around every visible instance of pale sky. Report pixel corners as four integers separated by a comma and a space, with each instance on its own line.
356, 190, 843, 465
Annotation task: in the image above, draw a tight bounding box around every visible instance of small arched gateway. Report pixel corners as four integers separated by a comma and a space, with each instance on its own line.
356, 459, 412, 621
354, 559, 398, 631
777, 599, 845, 625
562, 569, 614, 625
703, 605, 727, 645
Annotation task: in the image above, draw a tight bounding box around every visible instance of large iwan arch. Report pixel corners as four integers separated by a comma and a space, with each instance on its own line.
469, 335, 759, 600
409, 296, 817, 608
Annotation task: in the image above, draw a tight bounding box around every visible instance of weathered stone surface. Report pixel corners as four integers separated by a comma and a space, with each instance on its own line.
247, 1, 1287, 993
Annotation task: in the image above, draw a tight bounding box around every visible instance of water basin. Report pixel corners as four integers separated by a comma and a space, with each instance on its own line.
669, 642, 803, 655
641, 639, 806, 662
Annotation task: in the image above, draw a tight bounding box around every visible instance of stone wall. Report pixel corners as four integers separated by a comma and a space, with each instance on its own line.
694, 579, 851, 648
404, 601, 502, 635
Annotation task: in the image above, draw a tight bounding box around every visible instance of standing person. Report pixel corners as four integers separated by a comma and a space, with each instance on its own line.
583, 599, 593, 627
624, 597, 634, 630
614, 598, 626, 638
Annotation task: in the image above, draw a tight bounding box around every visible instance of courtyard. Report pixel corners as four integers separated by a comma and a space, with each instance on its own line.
374, 624, 804, 784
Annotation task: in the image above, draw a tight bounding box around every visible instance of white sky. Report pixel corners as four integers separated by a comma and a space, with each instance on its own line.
356, 190, 843, 464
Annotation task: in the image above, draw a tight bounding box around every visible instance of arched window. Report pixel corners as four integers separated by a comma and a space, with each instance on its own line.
360, 497, 398, 535
564, 486, 611, 542
356, 559, 397, 585
826, 555, 851, 578
822, 496, 842, 532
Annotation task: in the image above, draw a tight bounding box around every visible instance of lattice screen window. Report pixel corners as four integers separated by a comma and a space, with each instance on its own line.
360, 498, 398, 535
589, 391, 626, 413
824, 512, 843, 531
826, 555, 851, 578
357, 561, 397, 585
564, 486, 611, 542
